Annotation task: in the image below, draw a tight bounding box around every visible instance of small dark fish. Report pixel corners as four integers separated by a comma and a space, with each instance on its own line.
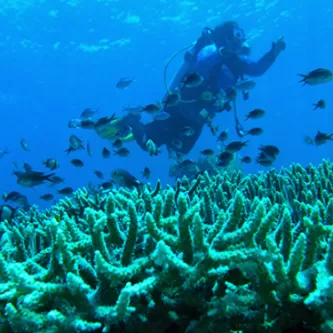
217, 129, 229, 142
247, 127, 264, 136
313, 99, 326, 110
116, 77, 136, 89
181, 126, 195, 137
200, 149, 215, 156
100, 181, 114, 190
304, 136, 314, 145
314, 131, 333, 146
80, 119, 96, 129
12, 161, 19, 169
13, 171, 55, 188
2, 191, 26, 204
23, 162, 33, 172
81, 108, 99, 118
49, 175, 65, 184
113, 147, 130, 157
225, 140, 248, 153
65, 135, 84, 154
181, 72, 204, 89
245, 109, 265, 121
259, 145, 280, 157
217, 151, 234, 167
0, 148, 9, 159
102, 147, 111, 159
57, 187, 74, 195
110, 169, 141, 189
69, 135, 84, 148
163, 92, 181, 107
40, 193, 54, 201
299, 68, 333, 85
0, 205, 15, 222
256, 152, 275, 166
2, 191, 21, 202
241, 156, 252, 164
20, 139, 30, 151
179, 159, 195, 168
142, 167, 151, 179
112, 139, 123, 149
87, 142, 92, 157
94, 170, 104, 179
71, 159, 84, 167
43, 159, 60, 170
154, 112, 170, 121
141, 103, 162, 114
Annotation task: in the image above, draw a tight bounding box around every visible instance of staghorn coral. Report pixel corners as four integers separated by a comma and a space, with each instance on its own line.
0, 160, 333, 333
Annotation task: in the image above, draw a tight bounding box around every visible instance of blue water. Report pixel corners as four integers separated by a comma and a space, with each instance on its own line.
1, 0, 332, 209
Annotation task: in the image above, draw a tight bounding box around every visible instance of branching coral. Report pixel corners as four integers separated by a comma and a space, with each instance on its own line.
1, 160, 333, 333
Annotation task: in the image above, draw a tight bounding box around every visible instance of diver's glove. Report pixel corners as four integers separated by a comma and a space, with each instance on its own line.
196, 27, 214, 49
271, 36, 286, 57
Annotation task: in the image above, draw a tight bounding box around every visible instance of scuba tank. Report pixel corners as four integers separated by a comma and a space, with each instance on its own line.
163, 27, 214, 95
162, 27, 216, 126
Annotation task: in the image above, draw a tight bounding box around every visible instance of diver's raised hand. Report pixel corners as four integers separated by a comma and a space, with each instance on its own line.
272, 36, 286, 57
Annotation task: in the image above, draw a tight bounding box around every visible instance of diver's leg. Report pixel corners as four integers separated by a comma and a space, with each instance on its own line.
144, 112, 204, 155
121, 107, 204, 155
122, 112, 186, 152
120, 113, 178, 151
171, 127, 203, 155
120, 113, 147, 151
143, 116, 180, 147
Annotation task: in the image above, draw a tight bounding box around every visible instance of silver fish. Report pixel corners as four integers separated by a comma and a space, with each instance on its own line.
68, 118, 82, 129
299, 68, 333, 85
65, 135, 84, 154
235, 79, 256, 91
13, 171, 55, 188
116, 77, 136, 89
81, 107, 99, 118
20, 139, 30, 151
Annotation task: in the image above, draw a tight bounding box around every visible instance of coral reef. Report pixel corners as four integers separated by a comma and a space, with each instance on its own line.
1, 160, 333, 333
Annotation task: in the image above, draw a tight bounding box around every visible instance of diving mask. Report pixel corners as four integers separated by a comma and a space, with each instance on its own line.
225, 27, 250, 55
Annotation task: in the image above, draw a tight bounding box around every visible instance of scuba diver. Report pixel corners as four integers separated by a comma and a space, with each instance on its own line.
96, 21, 286, 155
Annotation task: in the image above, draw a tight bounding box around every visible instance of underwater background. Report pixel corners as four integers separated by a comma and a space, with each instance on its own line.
0, 0, 332, 208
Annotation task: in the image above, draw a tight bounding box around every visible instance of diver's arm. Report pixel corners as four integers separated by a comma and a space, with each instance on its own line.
242, 48, 278, 76
243, 38, 285, 76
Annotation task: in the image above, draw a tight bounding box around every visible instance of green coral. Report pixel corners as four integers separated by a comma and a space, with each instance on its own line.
1, 160, 333, 333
